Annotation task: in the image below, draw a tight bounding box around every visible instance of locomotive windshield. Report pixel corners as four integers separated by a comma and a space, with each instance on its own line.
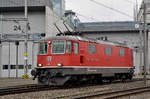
52, 41, 72, 54
39, 42, 48, 54
52, 41, 65, 54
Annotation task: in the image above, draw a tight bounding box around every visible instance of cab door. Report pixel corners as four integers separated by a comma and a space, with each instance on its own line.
72, 42, 80, 66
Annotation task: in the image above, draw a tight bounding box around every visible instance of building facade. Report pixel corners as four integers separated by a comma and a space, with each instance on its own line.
0, 0, 72, 77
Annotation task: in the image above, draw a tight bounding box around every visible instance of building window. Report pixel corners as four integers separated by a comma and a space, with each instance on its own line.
88, 44, 96, 54
119, 48, 125, 56
11, 65, 16, 69
51, 0, 63, 17
3, 65, 31, 70
74, 42, 79, 54
19, 65, 24, 69
105, 47, 112, 56
3, 65, 8, 69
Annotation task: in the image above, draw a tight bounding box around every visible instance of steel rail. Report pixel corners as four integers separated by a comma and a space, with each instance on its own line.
74, 86, 150, 99
0, 84, 55, 96
0, 78, 147, 97
51, 78, 149, 99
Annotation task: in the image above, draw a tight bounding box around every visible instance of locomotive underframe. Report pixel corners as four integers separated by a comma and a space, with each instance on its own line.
31, 67, 134, 86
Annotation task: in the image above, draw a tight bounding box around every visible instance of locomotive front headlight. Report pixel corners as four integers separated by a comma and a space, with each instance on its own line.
57, 63, 62, 67
38, 64, 42, 67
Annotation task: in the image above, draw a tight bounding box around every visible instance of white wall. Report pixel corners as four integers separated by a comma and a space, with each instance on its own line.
0, 11, 45, 34
1, 41, 38, 77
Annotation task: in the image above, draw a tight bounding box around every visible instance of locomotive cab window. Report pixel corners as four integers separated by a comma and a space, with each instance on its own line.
66, 41, 72, 53
88, 44, 96, 54
52, 41, 65, 54
105, 47, 112, 56
39, 42, 48, 54
119, 48, 125, 56
74, 42, 79, 54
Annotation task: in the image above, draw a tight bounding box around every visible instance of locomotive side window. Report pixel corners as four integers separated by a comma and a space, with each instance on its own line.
39, 42, 48, 54
88, 44, 96, 54
119, 48, 125, 56
105, 47, 112, 56
52, 41, 65, 54
74, 42, 79, 54
66, 41, 72, 53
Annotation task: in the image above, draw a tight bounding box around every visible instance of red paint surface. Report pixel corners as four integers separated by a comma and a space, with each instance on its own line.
37, 40, 133, 68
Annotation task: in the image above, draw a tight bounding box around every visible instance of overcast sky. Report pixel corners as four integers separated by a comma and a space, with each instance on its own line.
65, 0, 143, 22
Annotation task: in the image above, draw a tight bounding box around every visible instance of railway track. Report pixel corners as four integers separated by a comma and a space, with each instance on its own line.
74, 85, 150, 99
0, 84, 56, 96
0, 78, 148, 97
45, 78, 150, 99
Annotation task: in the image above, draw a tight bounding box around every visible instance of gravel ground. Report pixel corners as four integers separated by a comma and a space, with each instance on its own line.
0, 78, 36, 88
0, 79, 149, 99
0, 75, 146, 88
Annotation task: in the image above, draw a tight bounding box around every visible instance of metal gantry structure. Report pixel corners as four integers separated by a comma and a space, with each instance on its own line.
143, 1, 148, 85
0, 35, 2, 77
138, 0, 149, 85
15, 41, 19, 78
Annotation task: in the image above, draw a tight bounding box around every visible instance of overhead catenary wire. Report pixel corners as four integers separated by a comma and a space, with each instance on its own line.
66, 0, 101, 22
90, 0, 133, 18
76, 12, 100, 22
122, 0, 135, 4
8, 0, 100, 22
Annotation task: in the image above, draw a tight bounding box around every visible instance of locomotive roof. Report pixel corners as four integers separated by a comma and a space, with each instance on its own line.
41, 36, 128, 48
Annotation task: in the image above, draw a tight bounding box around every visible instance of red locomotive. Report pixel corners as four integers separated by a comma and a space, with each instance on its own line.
31, 36, 134, 85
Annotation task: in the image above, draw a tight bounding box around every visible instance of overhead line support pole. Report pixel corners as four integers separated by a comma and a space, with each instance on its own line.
143, 1, 148, 85
0, 35, 2, 77
23, 0, 29, 79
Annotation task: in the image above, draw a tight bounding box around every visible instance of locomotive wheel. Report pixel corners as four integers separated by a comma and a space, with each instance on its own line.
121, 75, 127, 82
38, 75, 50, 85
128, 74, 133, 80
108, 79, 112, 83
38, 76, 71, 86
38, 77, 47, 85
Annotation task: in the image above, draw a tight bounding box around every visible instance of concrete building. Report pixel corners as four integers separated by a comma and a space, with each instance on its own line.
137, 0, 150, 23
0, 0, 73, 77
77, 21, 142, 74
137, 0, 150, 74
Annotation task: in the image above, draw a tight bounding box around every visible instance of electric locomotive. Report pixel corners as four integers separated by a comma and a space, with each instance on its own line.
31, 36, 134, 85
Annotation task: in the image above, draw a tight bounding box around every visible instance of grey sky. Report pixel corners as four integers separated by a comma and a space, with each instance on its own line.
65, 0, 143, 22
